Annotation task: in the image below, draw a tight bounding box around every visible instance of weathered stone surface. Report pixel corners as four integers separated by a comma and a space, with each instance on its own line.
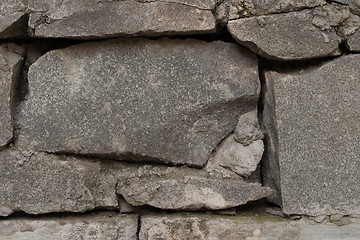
18, 38, 259, 166
300, 225, 360, 240
115, 163, 272, 210
348, 29, 360, 50
0, 213, 138, 240
234, 109, 264, 146
140, 213, 314, 240
228, 8, 341, 60
216, 0, 326, 22
263, 55, 360, 216
205, 133, 264, 178
0, 44, 24, 148
27, 0, 216, 38
0, 149, 118, 216
0, 0, 27, 38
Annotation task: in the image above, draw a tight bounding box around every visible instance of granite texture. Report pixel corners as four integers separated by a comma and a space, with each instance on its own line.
18, 38, 259, 167
263, 55, 360, 216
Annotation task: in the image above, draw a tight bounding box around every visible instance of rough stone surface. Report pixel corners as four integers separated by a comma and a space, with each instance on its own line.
263, 55, 360, 216
0, 0, 27, 38
0, 149, 118, 216
18, 38, 259, 166
116, 163, 272, 210
27, 0, 216, 38
300, 225, 360, 240
234, 109, 264, 146
205, 133, 264, 178
216, 0, 326, 22
228, 8, 341, 60
348, 29, 360, 51
0, 213, 138, 240
140, 213, 314, 240
0, 44, 24, 148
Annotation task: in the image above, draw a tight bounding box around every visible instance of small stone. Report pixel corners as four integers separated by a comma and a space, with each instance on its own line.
330, 214, 345, 222
234, 109, 264, 146
118, 196, 136, 213
312, 215, 327, 223
205, 133, 264, 178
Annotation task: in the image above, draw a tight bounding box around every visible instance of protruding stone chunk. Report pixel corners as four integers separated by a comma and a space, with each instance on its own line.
205, 133, 264, 178
116, 164, 272, 210
234, 109, 264, 146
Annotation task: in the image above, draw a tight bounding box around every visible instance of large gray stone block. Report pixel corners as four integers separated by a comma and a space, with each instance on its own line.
0, 213, 138, 240
0, 149, 118, 216
18, 38, 259, 167
228, 7, 341, 60
0, 44, 24, 148
263, 55, 360, 216
27, 0, 216, 38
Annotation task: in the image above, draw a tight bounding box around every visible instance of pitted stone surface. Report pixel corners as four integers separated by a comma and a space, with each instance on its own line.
0, 213, 138, 240
348, 29, 360, 51
205, 133, 264, 178
27, 0, 216, 38
140, 213, 314, 240
263, 55, 360, 216
0, 44, 24, 147
0, 149, 118, 216
217, 0, 326, 22
18, 38, 259, 166
115, 163, 272, 210
228, 8, 341, 60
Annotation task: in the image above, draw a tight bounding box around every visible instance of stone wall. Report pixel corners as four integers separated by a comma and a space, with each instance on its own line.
0, 0, 359, 239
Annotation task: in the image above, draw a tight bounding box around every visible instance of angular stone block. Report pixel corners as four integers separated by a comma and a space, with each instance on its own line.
228, 7, 341, 60
0, 149, 118, 216
18, 38, 259, 166
0, 44, 24, 147
27, 0, 216, 38
117, 164, 272, 210
263, 55, 360, 215
0, 213, 138, 240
